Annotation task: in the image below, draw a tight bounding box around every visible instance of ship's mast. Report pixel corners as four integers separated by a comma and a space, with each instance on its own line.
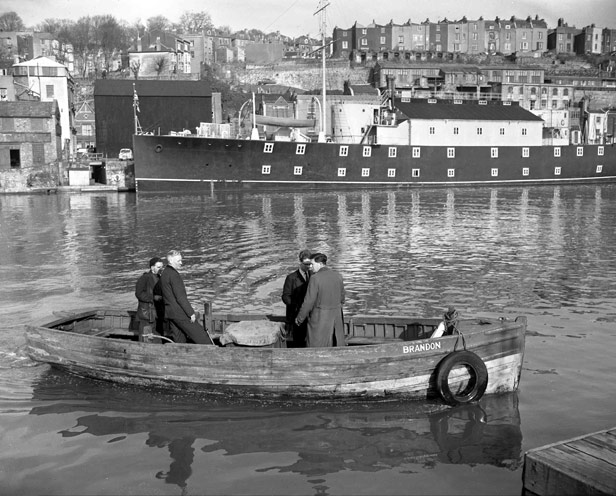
315, 0, 329, 142
133, 83, 142, 135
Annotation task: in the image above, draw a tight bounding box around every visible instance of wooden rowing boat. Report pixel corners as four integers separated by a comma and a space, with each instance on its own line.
25, 305, 526, 404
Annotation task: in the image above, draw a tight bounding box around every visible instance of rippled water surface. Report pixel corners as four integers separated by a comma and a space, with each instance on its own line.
1, 185, 615, 495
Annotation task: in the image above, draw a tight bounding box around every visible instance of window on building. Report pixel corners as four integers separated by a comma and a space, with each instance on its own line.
412, 147, 421, 158
453, 127, 459, 135
522, 128, 527, 136
0, 88, 7, 100
380, 37, 386, 44
447, 168, 455, 177
45, 85, 54, 98
338, 168, 346, 177
10, 149, 20, 169
82, 124, 93, 136
296, 144, 306, 155
361, 168, 370, 177
447, 148, 455, 158
294, 166, 303, 175
523, 167, 530, 176
477, 128, 483, 135
412, 169, 420, 177
339, 146, 348, 156
262, 165, 271, 174
522, 148, 530, 157
491, 148, 498, 158
387, 168, 396, 177
363, 146, 371, 157
264, 143, 274, 153
429, 127, 435, 135
361, 38, 368, 46
388, 147, 397, 158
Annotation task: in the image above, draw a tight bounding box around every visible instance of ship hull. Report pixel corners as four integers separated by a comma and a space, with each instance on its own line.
133, 135, 616, 192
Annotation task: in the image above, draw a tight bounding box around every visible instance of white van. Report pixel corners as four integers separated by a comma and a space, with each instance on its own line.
118, 148, 133, 160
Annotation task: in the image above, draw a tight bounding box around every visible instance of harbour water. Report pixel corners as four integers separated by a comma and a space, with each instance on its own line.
1, 184, 615, 495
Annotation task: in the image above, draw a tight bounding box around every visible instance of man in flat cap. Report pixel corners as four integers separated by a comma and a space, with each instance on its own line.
135, 256, 164, 339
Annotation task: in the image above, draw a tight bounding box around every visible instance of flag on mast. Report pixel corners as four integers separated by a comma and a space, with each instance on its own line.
133, 85, 140, 113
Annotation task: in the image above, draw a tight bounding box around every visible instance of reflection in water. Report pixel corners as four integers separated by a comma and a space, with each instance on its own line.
30, 371, 521, 492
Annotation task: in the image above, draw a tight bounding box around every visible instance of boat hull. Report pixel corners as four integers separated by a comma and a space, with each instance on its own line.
25, 310, 526, 401
133, 134, 616, 192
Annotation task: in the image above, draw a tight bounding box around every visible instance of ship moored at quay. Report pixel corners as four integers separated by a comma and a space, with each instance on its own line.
133, 95, 616, 193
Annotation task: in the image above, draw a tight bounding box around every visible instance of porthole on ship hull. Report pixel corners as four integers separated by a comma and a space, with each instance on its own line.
155, 144, 163, 153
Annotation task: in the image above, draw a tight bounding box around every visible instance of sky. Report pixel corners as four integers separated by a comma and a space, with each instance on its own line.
4, 0, 616, 38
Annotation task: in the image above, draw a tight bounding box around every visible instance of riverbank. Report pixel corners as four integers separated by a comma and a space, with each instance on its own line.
0, 159, 135, 194
1, 184, 134, 194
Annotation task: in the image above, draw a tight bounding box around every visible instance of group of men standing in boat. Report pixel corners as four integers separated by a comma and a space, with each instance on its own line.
134, 250, 212, 344
282, 249, 346, 348
135, 249, 345, 347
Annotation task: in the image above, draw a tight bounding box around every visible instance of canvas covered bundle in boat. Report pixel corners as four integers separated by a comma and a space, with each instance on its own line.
219, 320, 286, 347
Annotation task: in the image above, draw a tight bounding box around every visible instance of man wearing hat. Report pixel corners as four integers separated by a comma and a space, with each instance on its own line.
135, 256, 164, 339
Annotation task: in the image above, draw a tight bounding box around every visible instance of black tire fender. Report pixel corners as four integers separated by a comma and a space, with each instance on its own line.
436, 350, 488, 406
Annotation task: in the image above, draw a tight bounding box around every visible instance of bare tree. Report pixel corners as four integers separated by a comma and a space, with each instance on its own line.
146, 15, 171, 32
92, 15, 129, 72
70, 16, 95, 77
130, 60, 140, 79
152, 55, 168, 78
35, 18, 73, 36
0, 12, 25, 31
179, 10, 213, 33
128, 19, 146, 40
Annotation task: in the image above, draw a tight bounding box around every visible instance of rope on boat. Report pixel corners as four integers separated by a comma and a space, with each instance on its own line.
141, 333, 175, 344
444, 307, 467, 351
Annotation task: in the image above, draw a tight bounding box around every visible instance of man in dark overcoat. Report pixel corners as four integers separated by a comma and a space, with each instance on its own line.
135, 257, 164, 337
281, 249, 312, 347
159, 250, 212, 344
295, 253, 346, 347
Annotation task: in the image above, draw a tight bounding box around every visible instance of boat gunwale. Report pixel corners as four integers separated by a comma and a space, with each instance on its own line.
25, 309, 524, 356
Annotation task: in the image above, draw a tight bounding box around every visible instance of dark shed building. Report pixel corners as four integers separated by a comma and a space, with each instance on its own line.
93, 80, 212, 157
